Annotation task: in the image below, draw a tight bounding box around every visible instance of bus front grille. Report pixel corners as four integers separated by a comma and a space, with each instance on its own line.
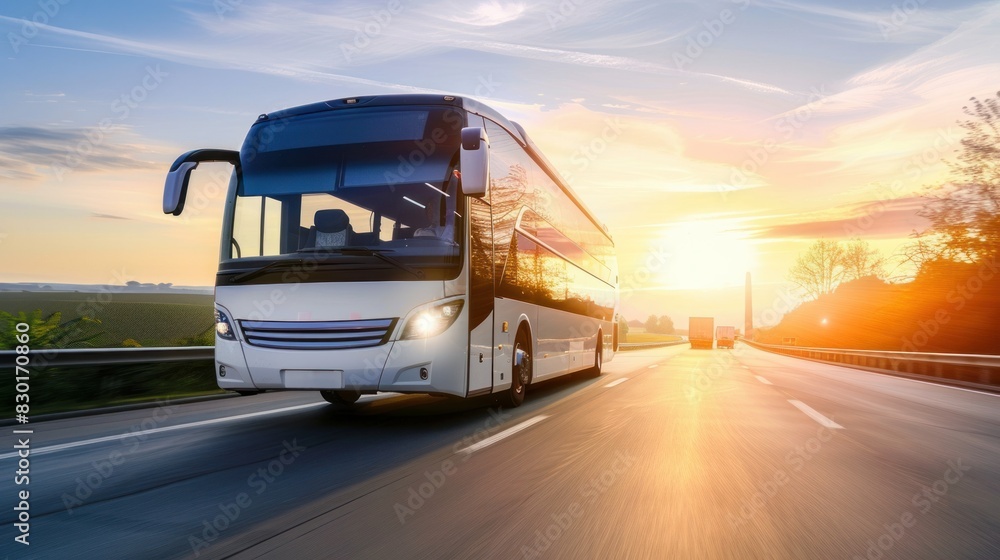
239, 318, 397, 350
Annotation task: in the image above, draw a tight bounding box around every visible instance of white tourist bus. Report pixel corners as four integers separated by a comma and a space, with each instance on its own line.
163, 94, 618, 407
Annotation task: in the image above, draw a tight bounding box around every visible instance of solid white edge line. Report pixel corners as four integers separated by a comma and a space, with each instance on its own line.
761, 350, 1000, 397
459, 415, 549, 454
0, 402, 327, 460
877, 372, 1000, 397
755, 375, 773, 385
604, 378, 628, 388
788, 400, 844, 429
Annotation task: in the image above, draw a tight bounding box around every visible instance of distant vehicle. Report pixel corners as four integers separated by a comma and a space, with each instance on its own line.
162, 94, 619, 408
689, 317, 714, 349
782, 337, 797, 346
716, 326, 735, 349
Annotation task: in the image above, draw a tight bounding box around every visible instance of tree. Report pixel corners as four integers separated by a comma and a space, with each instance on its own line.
912, 91, 1000, 265
788, 239, 844, 300
788, 238, 890, 299
656, 315, 675, 334
645, 314, 658, 333
841, 238, 887, 281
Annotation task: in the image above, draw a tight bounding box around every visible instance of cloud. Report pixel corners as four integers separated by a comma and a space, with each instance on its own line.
749, 197, 929, 239
90, 212, 131, 220
754, 0, 991, 43
445, 1, 527, 26
0, 125, 159, 182
0, 13, 432, 94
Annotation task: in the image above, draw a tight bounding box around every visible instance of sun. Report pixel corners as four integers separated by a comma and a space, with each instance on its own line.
656, 220, 756, 290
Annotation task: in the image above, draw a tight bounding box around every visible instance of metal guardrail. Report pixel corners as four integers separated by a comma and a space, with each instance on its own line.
1, 340, 688, 366
0, 346, 214, 367
618, 340, 688, 351
742, 340, 1000, 388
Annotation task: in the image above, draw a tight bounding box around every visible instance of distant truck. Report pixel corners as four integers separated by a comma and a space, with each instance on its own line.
716, 326, 735, 349
689, 317, 714, 349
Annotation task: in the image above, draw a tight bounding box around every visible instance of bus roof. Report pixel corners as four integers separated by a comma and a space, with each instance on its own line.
256, 94, 612, 243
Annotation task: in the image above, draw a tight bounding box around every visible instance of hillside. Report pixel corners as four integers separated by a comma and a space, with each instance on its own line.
755, 261, 1000, 355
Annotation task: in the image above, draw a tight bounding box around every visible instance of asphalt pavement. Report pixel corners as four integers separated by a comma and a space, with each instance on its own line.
2, 343, 998, 559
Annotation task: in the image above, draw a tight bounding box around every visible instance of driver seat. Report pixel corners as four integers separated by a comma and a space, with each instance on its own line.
304, 209, 353, 248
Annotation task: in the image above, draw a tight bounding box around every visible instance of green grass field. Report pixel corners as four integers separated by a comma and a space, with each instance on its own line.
0, 292, 214, 348
623, 332, 684, 343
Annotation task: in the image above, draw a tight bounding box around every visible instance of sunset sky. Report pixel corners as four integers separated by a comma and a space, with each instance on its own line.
1, 0, 998, 327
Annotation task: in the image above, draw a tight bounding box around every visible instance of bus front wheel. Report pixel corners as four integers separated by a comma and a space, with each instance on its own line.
501, 329, 532, 408
321, 390, 361, 406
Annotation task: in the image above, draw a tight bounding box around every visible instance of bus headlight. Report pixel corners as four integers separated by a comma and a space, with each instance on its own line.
401, 300, 464, 340
215, 309, 237, 340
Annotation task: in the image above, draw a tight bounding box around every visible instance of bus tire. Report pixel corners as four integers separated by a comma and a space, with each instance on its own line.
501, 328, 531, 408
321, 389, 361, 406
580, 331, 603, 379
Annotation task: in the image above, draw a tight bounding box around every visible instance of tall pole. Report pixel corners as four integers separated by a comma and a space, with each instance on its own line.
745, 272, 753, 341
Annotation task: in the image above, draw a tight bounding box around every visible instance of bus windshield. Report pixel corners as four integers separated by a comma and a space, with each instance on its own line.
225, 107, 465, 275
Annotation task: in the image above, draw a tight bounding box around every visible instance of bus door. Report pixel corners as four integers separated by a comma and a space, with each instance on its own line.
466, 195, 495, 397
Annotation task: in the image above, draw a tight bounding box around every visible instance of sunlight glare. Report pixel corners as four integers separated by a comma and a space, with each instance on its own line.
658, 221, 756, 290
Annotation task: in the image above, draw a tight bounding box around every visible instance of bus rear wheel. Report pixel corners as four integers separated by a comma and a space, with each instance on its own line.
580, 332, 604, 379
321, 389, 361, 406
501, 329, 531, 408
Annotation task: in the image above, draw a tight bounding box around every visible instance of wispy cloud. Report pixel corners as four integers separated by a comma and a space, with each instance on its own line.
0, 125, 159, 182
0, 13, 432, 94
444, 1, 527, 26
90, 212, 131, 221
748, 197, 929, 239
755, 0, 991, 43
178, 1, 792, 96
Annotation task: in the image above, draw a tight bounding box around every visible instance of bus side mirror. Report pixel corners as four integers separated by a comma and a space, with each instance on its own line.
459, 127, 489, 197
163, 149, 240, 215
164, 161, 197, 216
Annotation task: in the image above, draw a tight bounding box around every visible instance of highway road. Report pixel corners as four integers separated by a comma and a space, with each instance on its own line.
2, 343, 999, 559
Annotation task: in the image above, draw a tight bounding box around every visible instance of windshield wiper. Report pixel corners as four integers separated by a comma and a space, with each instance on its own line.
228, 258, 307, 284
338, 247, 425, 279
297, 246, 425, 279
